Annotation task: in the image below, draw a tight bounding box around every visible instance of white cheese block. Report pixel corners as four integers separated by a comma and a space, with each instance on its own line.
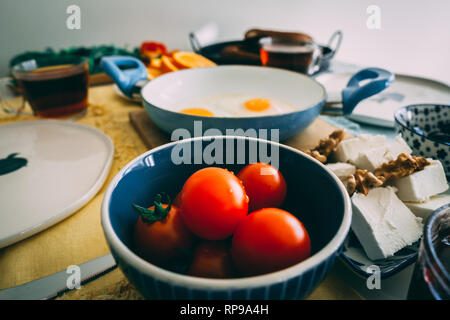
351, 187, 423, 260
334, 134, 386, 164
353, 135, 412, 171
326, 162, 356, 177
388, 135, 413, 158
405, 190, 450, 219
353, 146, 390, 171
390, 160, 448, 202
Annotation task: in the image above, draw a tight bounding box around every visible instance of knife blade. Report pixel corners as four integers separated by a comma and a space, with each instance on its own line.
0, 253, 117, 300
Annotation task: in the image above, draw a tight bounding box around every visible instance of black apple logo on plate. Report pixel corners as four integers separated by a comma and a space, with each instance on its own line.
0, 153, 28, 175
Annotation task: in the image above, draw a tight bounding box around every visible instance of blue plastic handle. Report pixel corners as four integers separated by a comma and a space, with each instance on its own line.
100, 56, 148, 98
341, 67, 395, 115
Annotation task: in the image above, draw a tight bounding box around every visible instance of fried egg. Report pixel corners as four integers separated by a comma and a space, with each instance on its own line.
173, 94, 297, 117
180, 108, 215, 117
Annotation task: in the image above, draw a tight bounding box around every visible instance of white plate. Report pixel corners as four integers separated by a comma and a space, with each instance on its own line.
0, 120, 114, 248
316, 73, 450, 127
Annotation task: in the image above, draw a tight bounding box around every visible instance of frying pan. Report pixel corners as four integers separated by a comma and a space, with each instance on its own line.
189, 30, 343, 74
100, 56, 393, 141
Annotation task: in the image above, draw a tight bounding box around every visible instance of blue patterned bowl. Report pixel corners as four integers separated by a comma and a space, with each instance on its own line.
394, 104, 450, 177
101, 136, 351, 300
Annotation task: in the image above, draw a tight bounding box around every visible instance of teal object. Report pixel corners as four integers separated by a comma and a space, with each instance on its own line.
100, 56, 148, 98
341, 68, 395, 115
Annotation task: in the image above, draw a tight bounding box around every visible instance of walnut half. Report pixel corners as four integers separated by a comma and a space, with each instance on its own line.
346, 169, 384, 196
306, 130, 345, 163
374, 153, 431, 183
345, 153, 431, 196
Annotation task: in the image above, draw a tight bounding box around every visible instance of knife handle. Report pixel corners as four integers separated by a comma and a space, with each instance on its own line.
341, 67, 395, 115
100, 56, 148, 98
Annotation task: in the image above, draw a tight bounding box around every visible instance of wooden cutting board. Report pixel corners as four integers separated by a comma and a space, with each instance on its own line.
128, 110, 349, 151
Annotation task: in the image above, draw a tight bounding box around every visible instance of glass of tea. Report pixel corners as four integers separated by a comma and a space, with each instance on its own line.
4, 56, 89, 118
259, 36, 322, 75
407, 204, 450, 300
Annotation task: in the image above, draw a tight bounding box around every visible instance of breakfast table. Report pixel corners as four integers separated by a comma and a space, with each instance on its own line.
0, 60, 424, 299
0, 81, 359, 299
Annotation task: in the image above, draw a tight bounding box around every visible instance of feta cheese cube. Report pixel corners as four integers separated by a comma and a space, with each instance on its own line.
353, 135, 412, 171
326, 162, 356, 177
390, 160, 448, 202
351, 187, 423, 260
353, 145, 390, 171
405, 190, 450, 219
388, 135, 413, 158
334, 134, 386, 164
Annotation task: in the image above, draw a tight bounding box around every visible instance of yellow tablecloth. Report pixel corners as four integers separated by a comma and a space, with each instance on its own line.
0, 85, 361, 300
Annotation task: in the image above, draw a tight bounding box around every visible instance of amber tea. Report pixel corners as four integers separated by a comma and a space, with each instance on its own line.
13, 57, 89, 118
259, 37, 321, 75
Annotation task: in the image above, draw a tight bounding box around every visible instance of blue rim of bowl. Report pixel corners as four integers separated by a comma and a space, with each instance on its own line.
394, 104, 450, 147
101, 135, 352, 291
140, 65, 328, 120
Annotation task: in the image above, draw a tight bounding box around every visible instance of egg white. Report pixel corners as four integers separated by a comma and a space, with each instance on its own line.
172, 94, 298, 117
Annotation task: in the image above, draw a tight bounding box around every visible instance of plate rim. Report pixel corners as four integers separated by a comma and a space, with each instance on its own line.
339, 240, 419, 279
0, 120, 115, 248
317, 72, 450, 128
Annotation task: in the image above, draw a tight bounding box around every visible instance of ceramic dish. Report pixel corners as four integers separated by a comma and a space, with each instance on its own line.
101, 58, 393, 141
394, 104, 450, 177
340, 231, 420, 279
101, 136, 352, 299
0, 120, 114, 248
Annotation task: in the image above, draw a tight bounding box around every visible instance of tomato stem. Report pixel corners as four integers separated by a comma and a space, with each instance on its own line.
132, 193, 172, 224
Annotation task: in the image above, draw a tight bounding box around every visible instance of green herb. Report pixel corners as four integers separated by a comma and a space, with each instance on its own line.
9, 45, 141, 75
132, 193, 172, 224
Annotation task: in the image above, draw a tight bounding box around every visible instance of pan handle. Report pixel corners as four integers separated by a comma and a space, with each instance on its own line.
341, 67, 395, 115
327, 30, 343, 59
100, 56, 148, 98
189, 32, 202, 53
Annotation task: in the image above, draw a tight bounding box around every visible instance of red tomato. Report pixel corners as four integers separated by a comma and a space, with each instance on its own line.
180, 167, 249, 240
134, 200, 193, 264
231, 208, 311, 276
237, 163, 287, 212
173, 192, 182, 208
188, 241, 234, 278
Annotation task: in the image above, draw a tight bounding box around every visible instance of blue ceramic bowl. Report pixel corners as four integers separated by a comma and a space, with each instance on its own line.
394, 104, 450, 177
101, 136, 352, 300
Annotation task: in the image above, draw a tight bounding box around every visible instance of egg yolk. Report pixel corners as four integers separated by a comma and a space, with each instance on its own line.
244, 98, 271, 112
180, 108, 214, 117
